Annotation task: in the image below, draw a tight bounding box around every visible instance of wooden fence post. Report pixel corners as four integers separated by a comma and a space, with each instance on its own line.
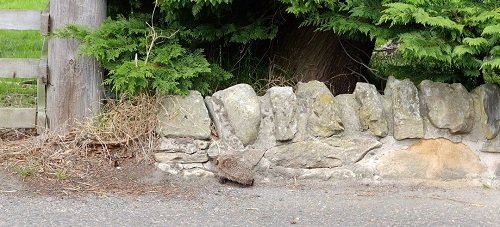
47, 0, 106, 132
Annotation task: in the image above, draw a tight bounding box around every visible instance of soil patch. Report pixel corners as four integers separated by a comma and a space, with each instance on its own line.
0, 159, 200, 198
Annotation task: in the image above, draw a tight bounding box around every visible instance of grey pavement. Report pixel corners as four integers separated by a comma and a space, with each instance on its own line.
1, 180, 499, 227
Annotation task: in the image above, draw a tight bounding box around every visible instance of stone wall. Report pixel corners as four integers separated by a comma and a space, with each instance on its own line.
154, 77, 500, 183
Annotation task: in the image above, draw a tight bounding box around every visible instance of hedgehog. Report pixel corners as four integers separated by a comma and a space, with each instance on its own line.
214, 154, 254, 186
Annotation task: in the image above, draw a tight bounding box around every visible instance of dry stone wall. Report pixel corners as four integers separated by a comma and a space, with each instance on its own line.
154, 77, 500, 183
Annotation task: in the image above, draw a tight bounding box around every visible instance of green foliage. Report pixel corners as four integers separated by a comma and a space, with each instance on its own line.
69, 0, 499, 95
58, 17, 231, 95
61, 0, 283, 95
157, 0, 280, 43
282, 0, 500, 86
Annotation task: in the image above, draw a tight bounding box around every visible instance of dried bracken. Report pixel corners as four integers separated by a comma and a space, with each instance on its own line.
0, 94, 161, 180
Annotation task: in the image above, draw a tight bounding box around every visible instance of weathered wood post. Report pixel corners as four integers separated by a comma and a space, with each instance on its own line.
47, 0, 106, 131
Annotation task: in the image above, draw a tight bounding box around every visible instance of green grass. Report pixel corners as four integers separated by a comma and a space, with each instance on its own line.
0, 30, 44, 58
0, 0, 48, 10
15, 163, 37, 178
0, 78, 36, 95
53, 169, 68, 181
0, 78, 37, 107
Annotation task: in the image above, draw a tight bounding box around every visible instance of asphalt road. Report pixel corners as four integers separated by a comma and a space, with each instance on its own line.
1, 180, 499, 227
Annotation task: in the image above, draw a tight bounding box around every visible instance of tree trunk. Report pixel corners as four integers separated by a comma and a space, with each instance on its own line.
273, 23, 374, 95
47, 0, 106, 131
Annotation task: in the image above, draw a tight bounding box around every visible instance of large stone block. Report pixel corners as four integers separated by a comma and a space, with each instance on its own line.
205, 96, 245, 153
378, 139, 485, 179
264, 137, 381, 169
154, 150, 209, 164
295, 81, 344, 140
384, 77, 424, 140
382, 95, 394, 136
156, 138, 210, 154
248, 94, 278, 150
157, 91, 211, 139
211, 84, 261, 146
265, 141, 343, 169
155, 163, 215, 178
472, 84, 500, 140
206, 140, 242, 159
419, 80, 475, 134
421, 116, 463, 143
268, 87, 298, 141
333, 94, 362, 135
321, 136, 382, 164
354, 83, 388, 137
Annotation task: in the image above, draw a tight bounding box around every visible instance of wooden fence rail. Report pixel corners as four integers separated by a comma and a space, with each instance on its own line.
0, 10, 41, 30
0, 108, 37, 128
0, 59, 41, 78
0, 5, 49, 131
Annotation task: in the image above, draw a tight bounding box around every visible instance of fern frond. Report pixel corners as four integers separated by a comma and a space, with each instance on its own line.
482, 58, 500, 70
463, 37, 489, 47
482, 24, 500, 36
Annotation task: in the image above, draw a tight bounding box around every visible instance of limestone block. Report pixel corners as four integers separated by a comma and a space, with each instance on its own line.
211, 84, 261, 146
263, 136, 381, 170
354, 83, 388, 137
205, 96, 244, 151
265, 141, 343, 169
179, 163, 205, 169
157, 91, 211, 139
383, 95, 394, 137
156, 138, 210, 154
384, 77, 424, 140
268, 86, 298, 141
333, 94, 362, 135
295, 81, 344, 140
321, 136, 383, 164
419, 80, 474, 134
422, 116, 463, 143
154, 150, 209, 164
155, 162, 214, 177
472, 84, 500, 139
248, 94, 277, 150
206, 140, 242, 159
